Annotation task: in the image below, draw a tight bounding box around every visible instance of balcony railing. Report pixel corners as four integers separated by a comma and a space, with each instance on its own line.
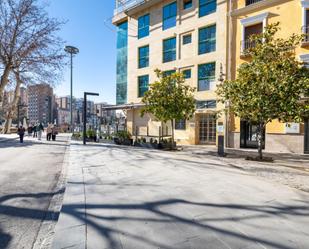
240, 39, 257, 54
245, 0, 263, 6
302, 26, 309, 43
114, 0, 146, 15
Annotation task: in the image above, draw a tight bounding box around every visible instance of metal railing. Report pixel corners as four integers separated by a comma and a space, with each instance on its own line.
245, 0, 263, 6
302, 26, 309, 43
240, 39, 257, 54
114, 0, 146, 15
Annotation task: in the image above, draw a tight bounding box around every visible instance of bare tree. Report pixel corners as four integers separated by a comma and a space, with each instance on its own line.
0, 0, 65, 108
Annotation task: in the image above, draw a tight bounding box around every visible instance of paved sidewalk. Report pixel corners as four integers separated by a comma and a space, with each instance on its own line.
0, 134, 19, 142
52, 141, 309, 249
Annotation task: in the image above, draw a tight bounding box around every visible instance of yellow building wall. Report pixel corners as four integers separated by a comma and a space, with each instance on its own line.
230, 0, 308, 135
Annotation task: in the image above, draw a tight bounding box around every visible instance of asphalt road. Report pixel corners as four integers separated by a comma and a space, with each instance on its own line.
53, 142, 309, 249
0, 134, 69, 249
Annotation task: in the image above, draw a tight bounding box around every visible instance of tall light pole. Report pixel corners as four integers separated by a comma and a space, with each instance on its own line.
64, 45, 79, 133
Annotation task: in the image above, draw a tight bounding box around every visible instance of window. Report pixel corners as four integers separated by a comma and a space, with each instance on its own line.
138, 75, 149, 97
163, 37, 176, 63
163, 70, 176, 77
163, 2, 177, 30
199, 25, 216, 54
196, 100, 216, 109
183, 69, 191, 79
138, 45, 149, 68
175, 119, 186, 130
183, 0, 192, 9
198, 62, 216, 91
183, 34, 192, 45
138, 14, 150, 39
199, 0, 217, 17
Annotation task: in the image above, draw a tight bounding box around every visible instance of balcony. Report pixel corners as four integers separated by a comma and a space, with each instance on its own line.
114, 0, 146, 15
302, 26, 309, 47
245, 0, 263, 6
240, 39, 257, 57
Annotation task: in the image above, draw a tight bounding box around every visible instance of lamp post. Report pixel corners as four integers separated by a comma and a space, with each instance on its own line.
83, 92, 99, 145
64, 45, 79, 133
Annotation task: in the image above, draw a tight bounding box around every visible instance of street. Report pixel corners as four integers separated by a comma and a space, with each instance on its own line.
0, 134, 69, 249
53, 141, 309, 249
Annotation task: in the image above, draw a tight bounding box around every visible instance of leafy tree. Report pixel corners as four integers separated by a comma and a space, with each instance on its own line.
216, 23, 309, 159
141, 70, 196, 149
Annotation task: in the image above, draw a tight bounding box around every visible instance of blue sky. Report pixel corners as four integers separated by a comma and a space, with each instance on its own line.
47, 0, 117, 104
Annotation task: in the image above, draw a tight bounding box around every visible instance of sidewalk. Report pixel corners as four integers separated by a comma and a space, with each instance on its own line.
0, 134, 19, 142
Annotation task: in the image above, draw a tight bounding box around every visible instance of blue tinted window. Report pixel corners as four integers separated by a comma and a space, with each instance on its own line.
183, 34, 192, 45
199, 0, 216, 17
163, 70, 176, 77
196, 100, 217, 109
138, 45, 149, 68
199, 25, 216, 54
138, 14, 150, 39
163, 37, 176, 63
116, 21, 128, 104
138, 75, 149, 97
184, 0, 192, 9
175, 119, 186, 130
198, 62, 216, 91
183, 69, 191, 79
163, 2, 177, 30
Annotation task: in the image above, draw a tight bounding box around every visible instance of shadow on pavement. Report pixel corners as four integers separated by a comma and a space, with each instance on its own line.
0, 189, 308, 249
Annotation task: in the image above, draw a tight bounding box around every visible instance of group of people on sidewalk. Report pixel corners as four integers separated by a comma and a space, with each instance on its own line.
17, 122, 58, 143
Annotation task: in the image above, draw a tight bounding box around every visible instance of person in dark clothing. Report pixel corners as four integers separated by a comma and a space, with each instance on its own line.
51, 126, 58, 141
27, 125, 33, 137
17, 126, 26, 143
33, 124, 37, 138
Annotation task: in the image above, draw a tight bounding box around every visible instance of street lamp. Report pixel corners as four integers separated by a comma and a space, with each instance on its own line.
83, 92, 99, 145
64, 45, 79, 133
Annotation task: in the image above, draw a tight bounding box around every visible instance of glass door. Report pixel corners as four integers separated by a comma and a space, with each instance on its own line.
199, 114, 216, 144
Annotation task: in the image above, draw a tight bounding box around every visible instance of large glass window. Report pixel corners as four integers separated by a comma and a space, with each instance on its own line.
163, 2, 177, 30
138, 75, 149, 97
138, 45, 149, 68
198, 62, 216, 91
163, 37, 176, 63
196, 100, 216, 109
199, 0, 217, 17
199, 25, 216, 54
138, 14, 150, 39
116, 21, 128, 104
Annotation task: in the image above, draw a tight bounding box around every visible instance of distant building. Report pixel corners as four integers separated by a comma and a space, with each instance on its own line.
27, 84, 54, 125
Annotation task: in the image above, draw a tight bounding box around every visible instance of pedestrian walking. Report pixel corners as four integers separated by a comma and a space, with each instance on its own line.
27, 125, 33, 137
17, 125, 26, 143
51, 125, 58, 141
46, 123, 52, 141
33, 123, 38, 138
37, 122, 44, 140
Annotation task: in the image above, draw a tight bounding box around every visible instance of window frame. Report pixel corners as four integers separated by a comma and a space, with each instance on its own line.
163, 37, 177, 63
198, 24, 216, 55
175, 119, 186, 130
138, 14, 150, 39
199, 0, 217, 17
183, 34, 192, 45
138, 45, 149, 69
138, 75, 149, 98
183, 0, 193, 10
163, 2, 177, 30
198, 62, 216, 91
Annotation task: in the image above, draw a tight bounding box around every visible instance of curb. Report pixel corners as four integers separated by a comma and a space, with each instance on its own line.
32, 136, 71, 249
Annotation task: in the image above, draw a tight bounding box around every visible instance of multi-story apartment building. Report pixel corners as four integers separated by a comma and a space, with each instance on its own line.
228, 0, 309, 154
27, 84, 54, 125
113, 0, 228, 145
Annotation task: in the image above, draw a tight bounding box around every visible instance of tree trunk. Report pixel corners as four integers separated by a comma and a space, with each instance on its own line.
171, 119, 175, 150
256, 122, 264, 160
0, 65, 12, 108
2, 72, 22, 134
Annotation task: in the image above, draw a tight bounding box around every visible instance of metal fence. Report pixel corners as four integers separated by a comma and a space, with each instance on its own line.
114, 0, 146, 15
